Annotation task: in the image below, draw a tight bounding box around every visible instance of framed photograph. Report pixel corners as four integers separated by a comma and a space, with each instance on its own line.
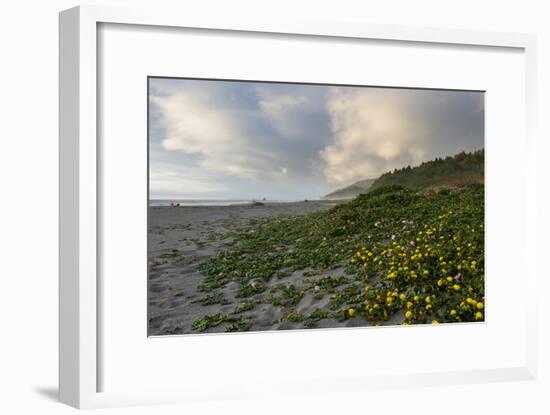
147, 76, 486, 336
59, 5, 538, 409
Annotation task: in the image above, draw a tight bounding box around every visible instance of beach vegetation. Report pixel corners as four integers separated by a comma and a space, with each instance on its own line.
198, 183, 484, 327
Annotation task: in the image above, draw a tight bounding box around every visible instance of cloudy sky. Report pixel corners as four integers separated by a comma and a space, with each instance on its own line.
149, 78, 484, 200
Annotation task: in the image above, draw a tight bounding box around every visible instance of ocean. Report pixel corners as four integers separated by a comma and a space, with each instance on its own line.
149, 199, 299, 207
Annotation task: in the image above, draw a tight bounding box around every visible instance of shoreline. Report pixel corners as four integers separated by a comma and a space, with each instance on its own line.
149, 199, 340, 207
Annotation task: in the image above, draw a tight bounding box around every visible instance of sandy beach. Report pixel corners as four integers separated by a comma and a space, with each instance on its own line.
147, 200, 365, 335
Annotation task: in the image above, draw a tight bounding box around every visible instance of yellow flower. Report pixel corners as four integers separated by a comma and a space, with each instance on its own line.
431, 320, 439, 324
453, 284, 461, 291
446, 276, 453, 282
450, 309, 457, 316
437, 279, 444, 287
414, 296, 419, 302
405, 310, 413, 319
476, 302, 484, 309
475, 311, 483, 320
348, 308, 355, 317
386, 297, 393, 304
426, 304, 433, 310
399, 293, 406, 300
406, 301, 413, 309
425, 296, 431, 303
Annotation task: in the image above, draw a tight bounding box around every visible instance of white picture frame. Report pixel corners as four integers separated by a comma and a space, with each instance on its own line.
59, 4, 538, 409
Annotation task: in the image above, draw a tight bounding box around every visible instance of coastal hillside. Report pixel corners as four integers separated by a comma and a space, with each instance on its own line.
323, 149, 484, 199
323, 178, 375, 199
370, 149, 484, 191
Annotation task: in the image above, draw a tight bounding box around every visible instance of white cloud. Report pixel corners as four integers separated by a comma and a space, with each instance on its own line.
153, 92, 236, 154
151, 90, 262, 177
320, 88, 478, 184
259, 94, 308, 118
258, 93, 311, 138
